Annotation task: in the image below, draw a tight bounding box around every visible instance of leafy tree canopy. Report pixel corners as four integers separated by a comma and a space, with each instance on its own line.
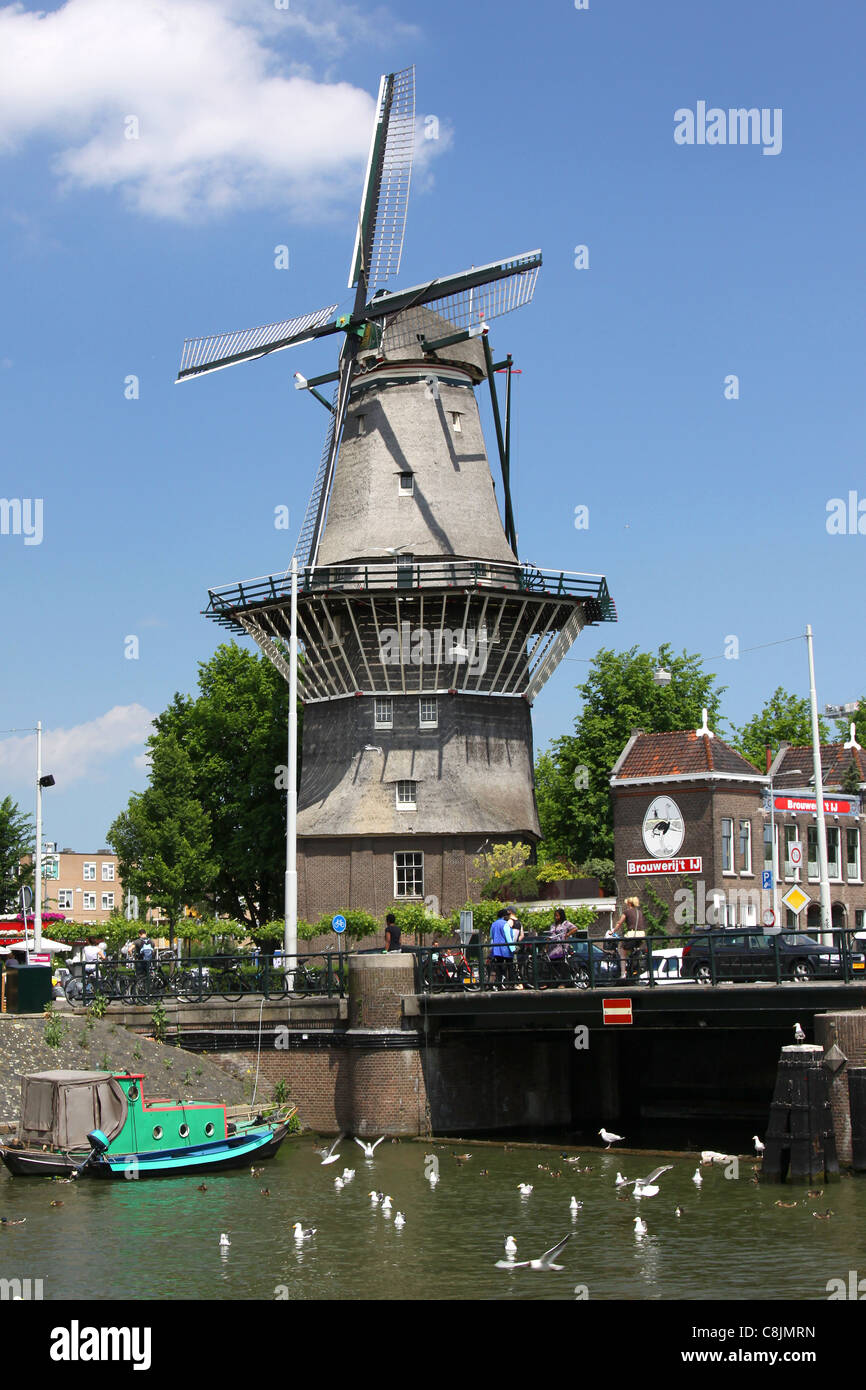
732, 686, 829, 769
0, 796, 34, 914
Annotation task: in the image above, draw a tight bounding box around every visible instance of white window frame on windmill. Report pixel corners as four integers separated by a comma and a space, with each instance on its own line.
396, 780, 417, 811
450, 411, 462, 433
419, 697, 438, 728
398, 472, 414, 496
357, 413, 367, 436
374, 697, 393, 730
394, 850, 423, 899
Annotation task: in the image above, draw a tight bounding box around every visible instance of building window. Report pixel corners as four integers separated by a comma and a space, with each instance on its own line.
846, 827, 861, 881
856, 910, 865, 931
827, 826, 841, 880
419, 697, 438, 728
451, 411, 462, 433
102, 863, 115, 881
763, 824, 774, 876
721, 819, 733, 874
83, 892, 96, 910
807, 826, 819, 881
783, 825, 800, 881
396, 553, 414, 589
83, 862, 96, 881
394, 851, 423, 898
396, 780, 417, 810
374, 698, 393, 730
101, 893, 115, 911
398, 473, 414, 495
58, 890, 73, 910
738, 820, 752, 875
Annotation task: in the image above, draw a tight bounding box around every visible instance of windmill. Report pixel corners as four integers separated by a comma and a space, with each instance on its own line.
179, 66, 616, 920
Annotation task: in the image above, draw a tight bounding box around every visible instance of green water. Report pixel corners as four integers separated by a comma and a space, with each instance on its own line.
1, 1137, 864, 1301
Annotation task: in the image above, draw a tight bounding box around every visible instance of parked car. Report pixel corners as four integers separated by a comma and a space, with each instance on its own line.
682, 929, 864, 983
639, 947, 684, 984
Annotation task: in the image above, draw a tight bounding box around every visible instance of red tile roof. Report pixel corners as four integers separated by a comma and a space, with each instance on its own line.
613, 730, 763, 781
774, 744, 865, 790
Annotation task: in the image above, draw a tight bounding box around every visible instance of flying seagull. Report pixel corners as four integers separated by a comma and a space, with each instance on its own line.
599, 1129, 624, 1149
354, 1136, 386, 1158
321, 1133, 344, 1166
498, 1233, 571, 1271
623, 1165, 674, 1199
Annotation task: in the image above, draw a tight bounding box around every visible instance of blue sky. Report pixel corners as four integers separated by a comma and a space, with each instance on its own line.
1, 0, 864, 850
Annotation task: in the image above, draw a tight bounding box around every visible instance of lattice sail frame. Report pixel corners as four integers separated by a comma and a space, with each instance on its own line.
349, 65, 415, 291
378, 254, 541, 352
178, 304, 338, 380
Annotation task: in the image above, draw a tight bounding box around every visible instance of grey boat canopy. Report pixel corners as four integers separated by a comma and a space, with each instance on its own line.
18, 1071, 128, 1149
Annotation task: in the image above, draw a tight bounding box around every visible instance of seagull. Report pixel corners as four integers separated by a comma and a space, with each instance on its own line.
394, 1213, 405, 1229
692, 1169, 703, 1187
615, 1172, 630, 1187
369, 1190, 384, 1205
518, 1183, 533, 1195
334, 1177, 344, 1190
501, 1233, 571, 1271
341, 1168, 355, 1182
427, 1171, 439, 1187
634, 1216, 647, 1236
570, 1197, 582, 1212
753, 1136, 765, 1156
624, 1165, 673, 1199
354, 1136, 386, 1159
382, 1196, 392, 1211
675, 1206, 683, 1217
293, 1222, 316, 1240
505, 1236, 517, 1257
599, 1128, 624, 1149
794, 1021, 806, 1043
219, 1233, 231, 1247
700, 1150, 731, 1165
321, 1134, 344, 1166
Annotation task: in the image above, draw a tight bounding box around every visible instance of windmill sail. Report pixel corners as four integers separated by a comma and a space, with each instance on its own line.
369, 250, 541, 351
348, 66, 415, 292
177, 303, 339, 381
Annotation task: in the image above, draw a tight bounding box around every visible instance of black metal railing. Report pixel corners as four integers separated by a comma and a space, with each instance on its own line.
61, 952, 348, 1005
409, 928, 866, 994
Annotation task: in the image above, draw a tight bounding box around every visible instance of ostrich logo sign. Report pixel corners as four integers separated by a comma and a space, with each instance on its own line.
641, 796, 685, 858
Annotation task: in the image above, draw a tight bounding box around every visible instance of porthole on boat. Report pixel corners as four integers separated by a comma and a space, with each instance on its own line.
179, 1124, 190, 1138
153, 1126, 163, 1140
128, 1084, 139, 1100
205, 1123, 215, 1137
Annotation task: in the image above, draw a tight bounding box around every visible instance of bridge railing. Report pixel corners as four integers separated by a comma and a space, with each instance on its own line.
408, 928, 866, 993
61, 952, 349, 1005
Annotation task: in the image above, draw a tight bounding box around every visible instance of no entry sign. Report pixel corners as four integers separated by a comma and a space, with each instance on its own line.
603, 997, 633, 1025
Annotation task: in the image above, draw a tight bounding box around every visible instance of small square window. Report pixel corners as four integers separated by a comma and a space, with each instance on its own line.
374, 698, 393, 730
419, 697, 438, 728
102, 863, 115, 881
396, 780, 417, 810
451, 412, 462, 433
83, 862, 96, 881
398, 473, 414, 495
357, 414, 367, 435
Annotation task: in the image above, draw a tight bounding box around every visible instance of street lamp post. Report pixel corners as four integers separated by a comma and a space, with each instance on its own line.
806, 625, 833, 939
34, 722, 55, 956
284, 558, 298, 966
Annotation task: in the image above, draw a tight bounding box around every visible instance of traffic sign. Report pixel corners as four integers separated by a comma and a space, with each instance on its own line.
762, 871, 773, 891
602, 997, 633, 1025
763, 909, 776, 927
331, 914, 347, 934
789, 842, 803, 868
781, 885, 810, 916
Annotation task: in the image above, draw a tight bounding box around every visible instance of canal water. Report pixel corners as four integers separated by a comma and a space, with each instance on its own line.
2, 1136, 865, 1301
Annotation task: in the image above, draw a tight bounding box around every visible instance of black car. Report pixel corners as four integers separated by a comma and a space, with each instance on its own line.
682, 929, 864, 983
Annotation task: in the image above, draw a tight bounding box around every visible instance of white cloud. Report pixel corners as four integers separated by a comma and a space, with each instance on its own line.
0, 705, 156, 787
0, 0, 406, 220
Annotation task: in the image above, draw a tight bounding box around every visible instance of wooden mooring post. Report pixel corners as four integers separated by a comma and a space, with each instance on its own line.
761, 1044, 839, 1185
848, 1067, 866, 1172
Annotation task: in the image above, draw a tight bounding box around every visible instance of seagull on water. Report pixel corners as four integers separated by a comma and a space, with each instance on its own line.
498, 1234, 571, 1271
293, 1222, 316, 1241
394, 1213, 406, 1229
615, 1172, 630, 1187
753, 1135, 765, 1156
320, 1133, 344, 1166
341, 1168, 355, 1182
505, 1236, 517, 1258
334, 1177, 344, 1190
369, 1190, 384, 1205
675, 1206, 683, 1217
427, 1171, 439, 1187
623, 1165, 674, 1199
794, 1021, 806, 1043
599, 1129, 624, 1149
518, 1183, 534, 1196
692, 1168, 703, 1187
219, 1232, 231, 1248
354, 1136, 386, 1159
382, 1196, 392, 1211
633, 1217, 647, 1237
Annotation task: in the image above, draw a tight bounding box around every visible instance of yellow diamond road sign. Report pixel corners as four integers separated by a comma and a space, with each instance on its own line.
781, 885, 810, 915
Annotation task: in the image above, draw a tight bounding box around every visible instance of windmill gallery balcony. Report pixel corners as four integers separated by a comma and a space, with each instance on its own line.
204, 560, 616, 704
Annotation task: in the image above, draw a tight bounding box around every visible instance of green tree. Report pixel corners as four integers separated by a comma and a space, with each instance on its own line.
0, 796, 34, 913
732, 686, 829, 770
535, 645, 725, 865
146, 643, 297, 929
107, 735, 217, 937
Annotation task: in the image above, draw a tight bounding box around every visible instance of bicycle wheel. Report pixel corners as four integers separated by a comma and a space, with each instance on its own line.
176, 970, 212, 1003
214, 969, 244, 1002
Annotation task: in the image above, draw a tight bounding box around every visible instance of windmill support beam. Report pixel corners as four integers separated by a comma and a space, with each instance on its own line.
481, 333, 517, 555
235, 615, 293, 687
524, 607, 587, 704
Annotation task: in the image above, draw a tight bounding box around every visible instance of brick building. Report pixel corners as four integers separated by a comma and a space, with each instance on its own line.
610, 718, 866, 933
31, 849, 125, 926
